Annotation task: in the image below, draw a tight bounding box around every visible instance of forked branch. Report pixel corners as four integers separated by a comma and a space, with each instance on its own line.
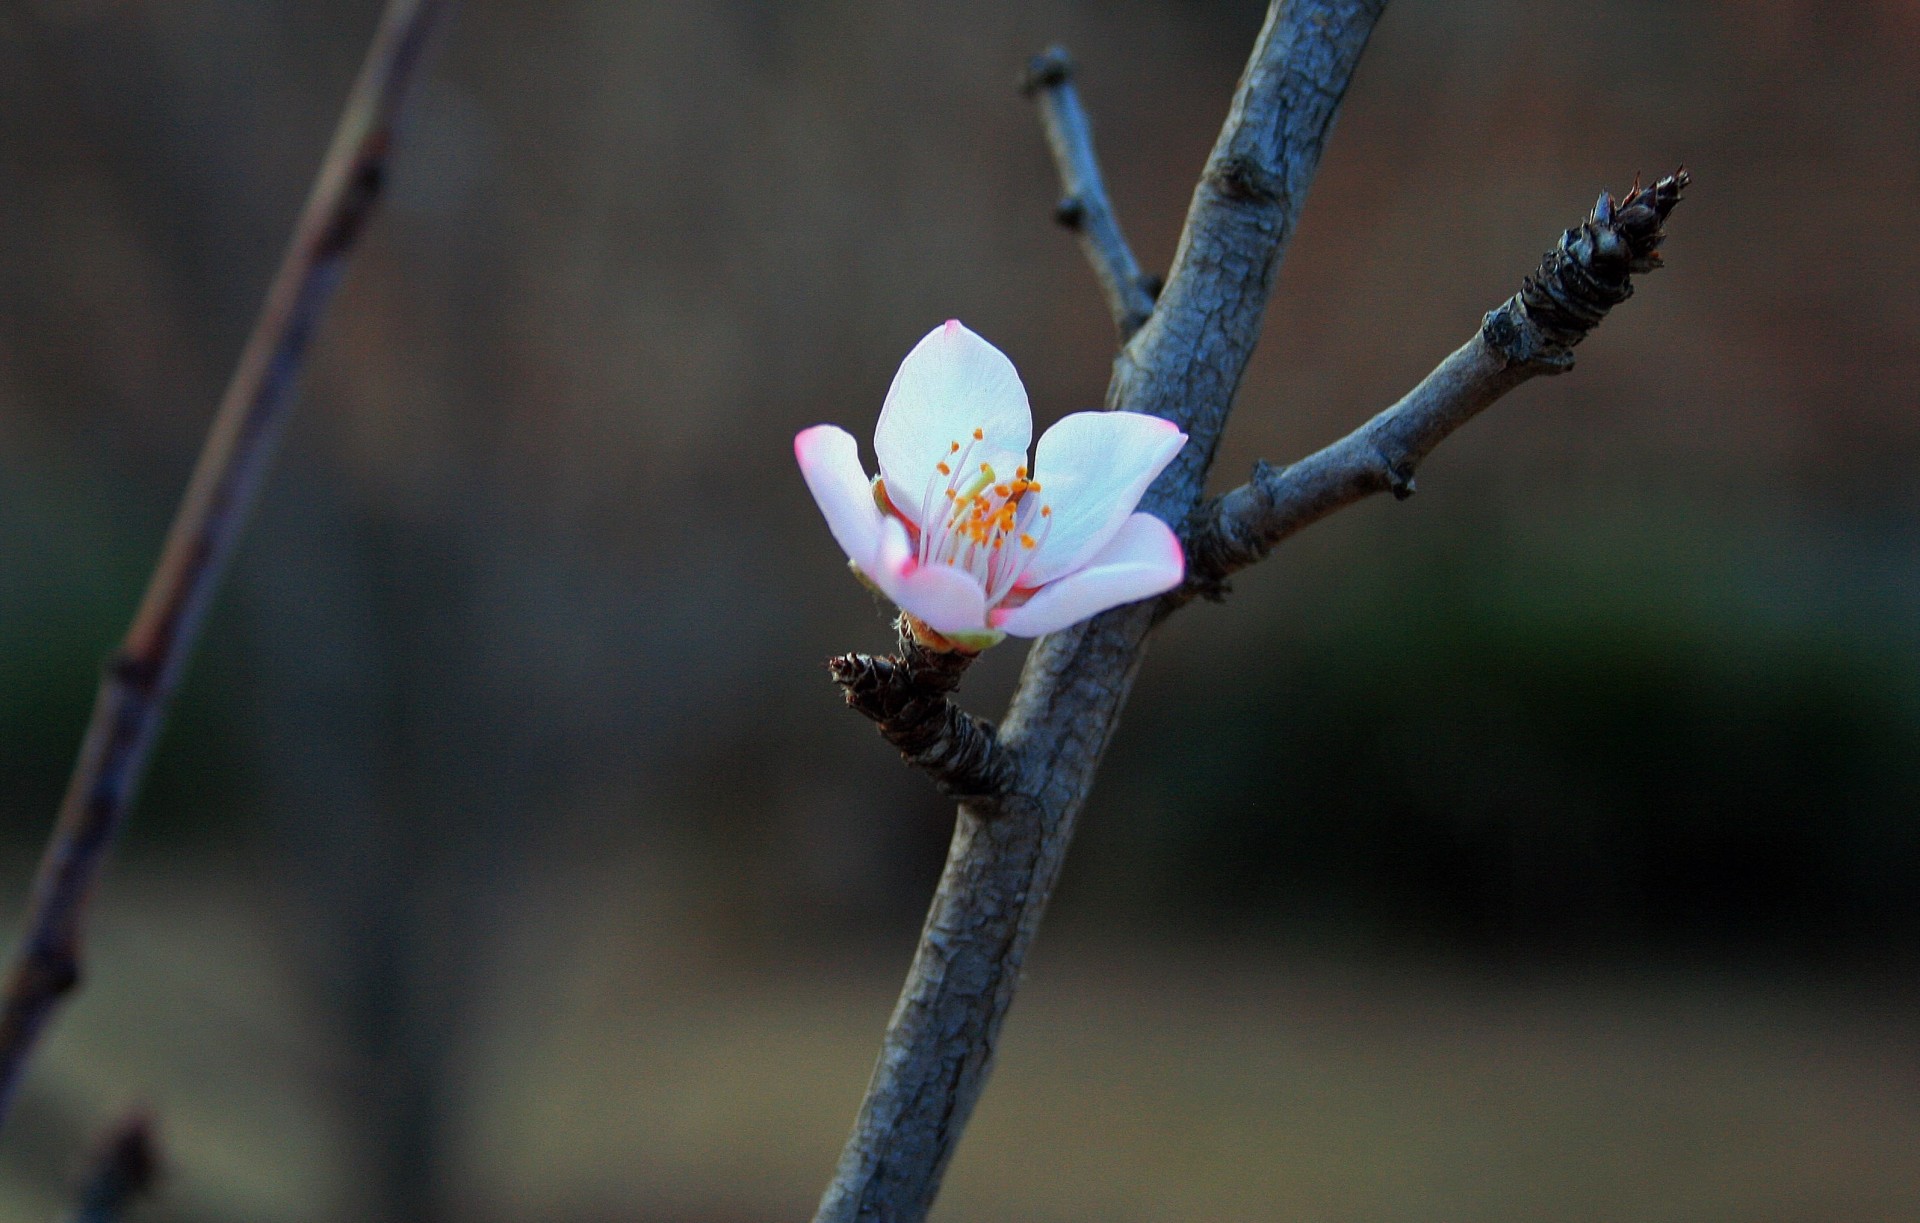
1180, 170, 1689, 598
0, 0, 451, 1131
813, 4, 1389, 1220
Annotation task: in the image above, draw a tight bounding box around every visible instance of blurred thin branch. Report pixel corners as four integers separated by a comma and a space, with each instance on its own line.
1180, 170, 1690, 599
63, 1110, 160, 1223
0, 0, 452, 1131
813, 4, 1389, 1220
1022, 46, 1158, 341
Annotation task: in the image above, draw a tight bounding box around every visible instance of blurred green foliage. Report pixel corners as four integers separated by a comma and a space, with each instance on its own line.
0, 467, 250, 851
1095, 513, 1920, 953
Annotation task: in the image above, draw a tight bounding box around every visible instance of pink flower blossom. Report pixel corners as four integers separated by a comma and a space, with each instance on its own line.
796, 320, 1187, 650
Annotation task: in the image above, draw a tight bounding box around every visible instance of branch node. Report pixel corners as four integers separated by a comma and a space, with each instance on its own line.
32, 951, 80, 1000
314, 155, 388, 257
1020, 46, 1074, 96
828, 620, 1014, 801
1386, 460, 1417, 500
105, 651, 159, 696
1024, 44, 1157, 340
1209, 152, 1284, 205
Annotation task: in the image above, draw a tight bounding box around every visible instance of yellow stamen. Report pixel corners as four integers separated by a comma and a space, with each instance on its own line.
1020, 534, 1036, 548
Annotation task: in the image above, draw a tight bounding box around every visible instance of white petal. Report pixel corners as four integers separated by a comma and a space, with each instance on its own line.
795, 424, 883, 569
1023, 411, 1185, 586
990, 513, 1184, 637
867, 517, 990, 635
875, 321, 1032, 514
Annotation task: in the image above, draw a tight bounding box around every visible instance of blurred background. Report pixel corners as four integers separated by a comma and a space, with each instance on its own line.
3, 0, 1919, 1219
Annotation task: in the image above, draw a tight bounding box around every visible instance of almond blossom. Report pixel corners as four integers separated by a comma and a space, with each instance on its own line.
795, 320, 1187, 651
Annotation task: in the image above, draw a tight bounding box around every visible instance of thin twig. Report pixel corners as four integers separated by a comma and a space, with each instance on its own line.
64, 1110, 161, 1223
1180, 169, 1688, 598
1022, 47, 1159, 340
0, 0, 452, 1132
813, 5, 1388, 1220
829, 618, 1013, 800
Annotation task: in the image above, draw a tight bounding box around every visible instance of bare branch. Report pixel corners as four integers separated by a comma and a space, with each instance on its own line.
65, 1110, 161, 1223
0, 0, 452, 1132
829, 619, 1014, 800
813, 5, 1388, 1220
1181, 169, 1689, 598
1022, 47, 1159, 340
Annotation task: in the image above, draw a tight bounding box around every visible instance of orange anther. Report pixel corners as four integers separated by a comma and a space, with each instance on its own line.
936, 462, 951, 476
1015, 466, 1027, 479
980, 462, 991, 473
950, 441, 961, 453
972, 428, 985, 440
1020, 534, 1036, 548
1041, 505, 1052, 517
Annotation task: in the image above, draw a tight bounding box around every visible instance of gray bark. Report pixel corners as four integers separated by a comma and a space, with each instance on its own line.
1181, 169, 1688, 596
812, 4, 1389, 1220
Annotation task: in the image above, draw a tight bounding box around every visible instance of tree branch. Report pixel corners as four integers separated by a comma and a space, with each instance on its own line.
1180, 169, 1688, 598
1022, 47, 1159, 341
65, 1110, 160, 1223
829, 618, 1014, 800
813, 5, 1388, 1220
0, 0, 451, 1132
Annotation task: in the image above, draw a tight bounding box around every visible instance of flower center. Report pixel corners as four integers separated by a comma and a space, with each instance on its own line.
915, 428, 1052, 604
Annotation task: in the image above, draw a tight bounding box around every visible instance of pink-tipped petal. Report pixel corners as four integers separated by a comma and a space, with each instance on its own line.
867, 517, 990, 635
795, 424, 884, 570
875, 321, 1033, 515
1023, 411, 1185, 586
990, 512, 1184, 637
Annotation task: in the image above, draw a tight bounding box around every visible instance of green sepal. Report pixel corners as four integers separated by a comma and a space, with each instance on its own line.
848, 559, 882, 594
939, 627, 1006, 652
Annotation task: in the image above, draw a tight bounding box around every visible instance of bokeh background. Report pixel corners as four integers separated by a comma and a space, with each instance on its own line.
3, 0, 1919, 1219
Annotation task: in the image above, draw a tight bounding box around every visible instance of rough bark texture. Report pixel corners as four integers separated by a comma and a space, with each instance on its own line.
812, 4, 1388, 1220
1181, 169, 1688, 596
829, 618, 1012, 800
0, 0, 450, 1132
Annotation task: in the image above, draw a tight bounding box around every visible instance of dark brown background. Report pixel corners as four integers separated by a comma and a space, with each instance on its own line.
1, 1, 1917, 1219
